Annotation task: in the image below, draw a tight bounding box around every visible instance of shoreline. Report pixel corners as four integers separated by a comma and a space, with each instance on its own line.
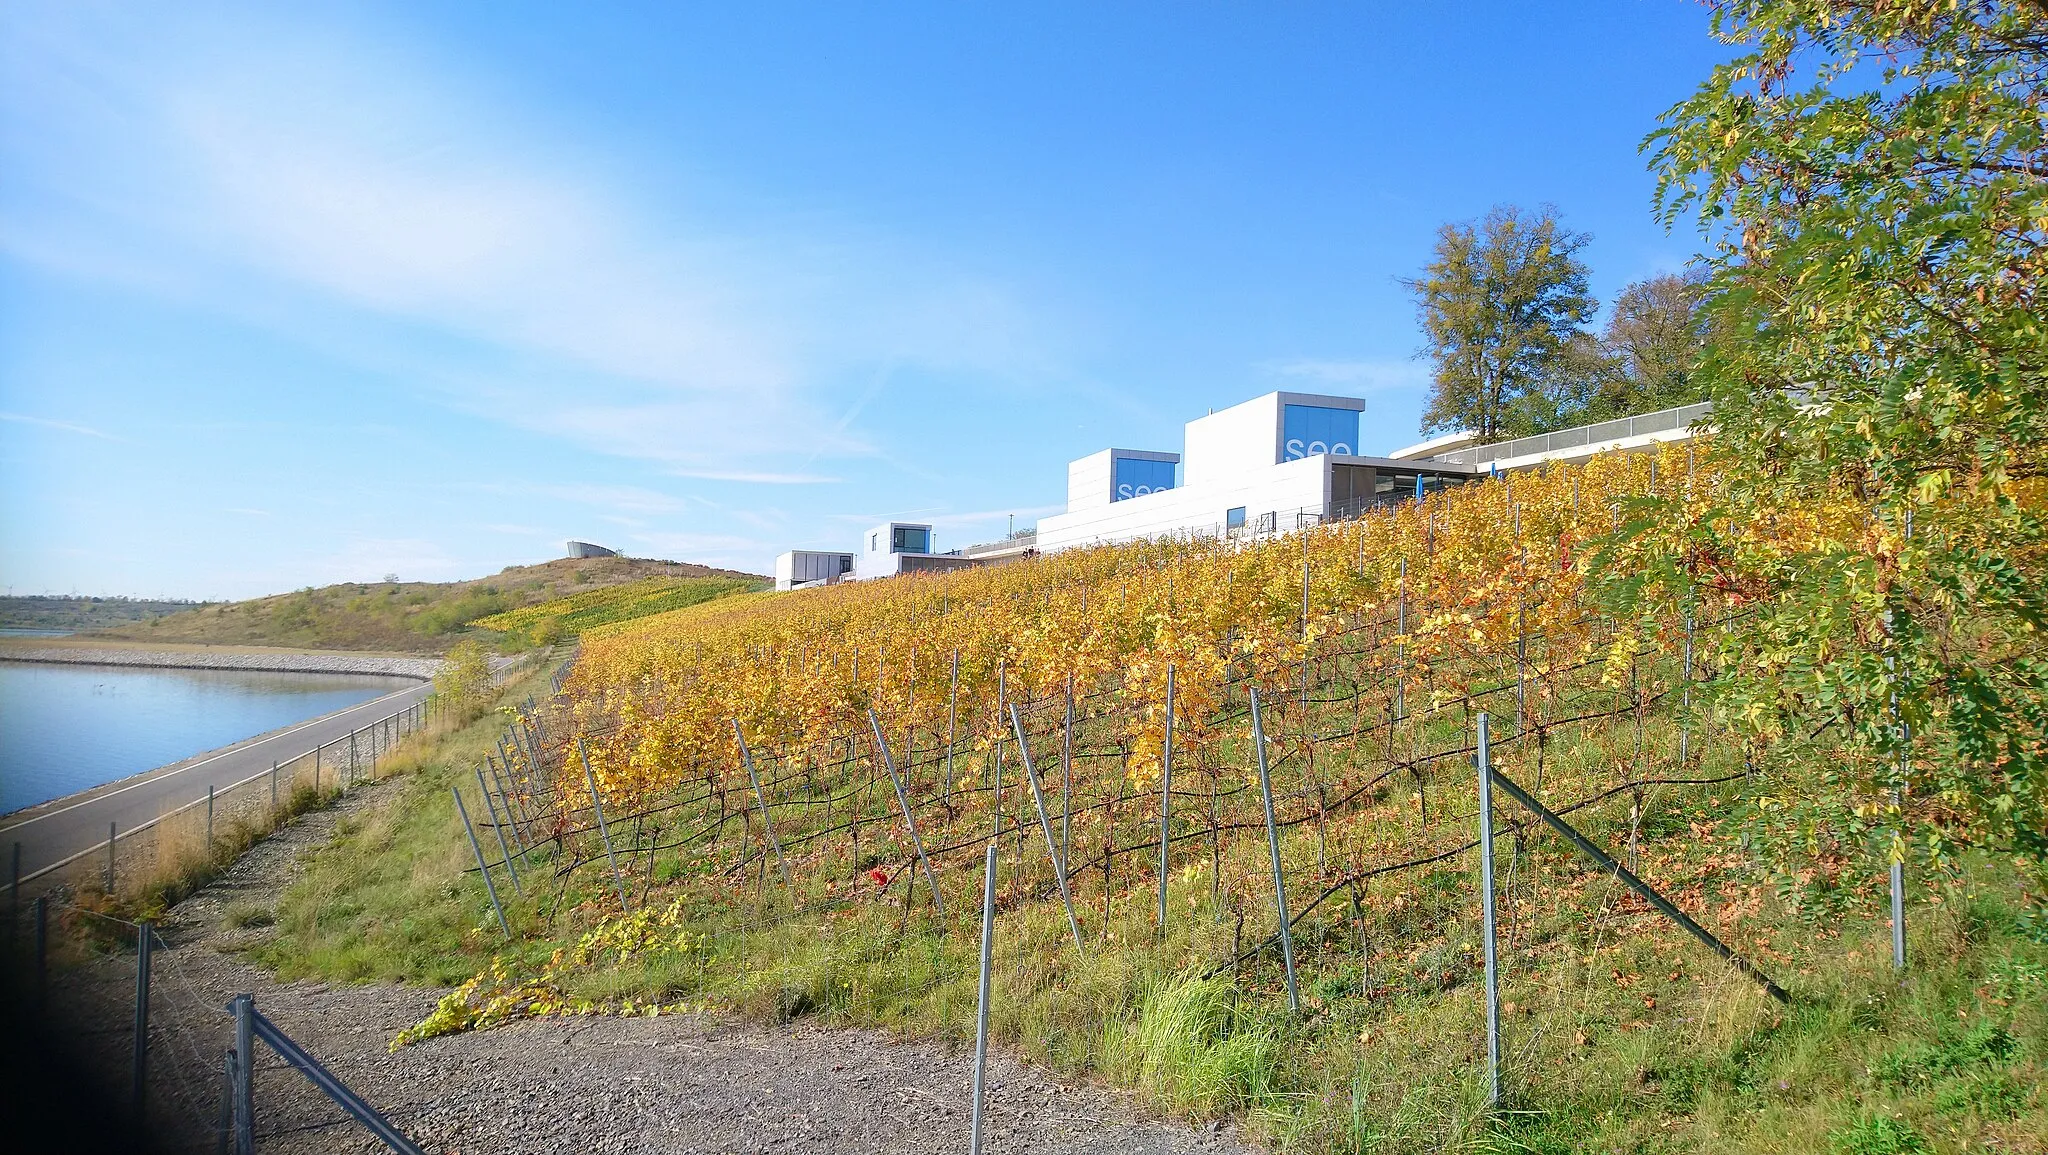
0, 643, 440, 680
0, 677, 428, 834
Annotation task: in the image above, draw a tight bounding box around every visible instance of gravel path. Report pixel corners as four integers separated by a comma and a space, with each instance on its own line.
41, 778, 1258, 1154
0, 647, 440, 679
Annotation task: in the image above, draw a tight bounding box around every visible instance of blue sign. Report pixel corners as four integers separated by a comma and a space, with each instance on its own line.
1282, 404, 1361, 461
1113, 456, 1176, 501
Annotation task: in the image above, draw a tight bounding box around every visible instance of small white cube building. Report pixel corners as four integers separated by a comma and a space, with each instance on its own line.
774, 550, 855, 591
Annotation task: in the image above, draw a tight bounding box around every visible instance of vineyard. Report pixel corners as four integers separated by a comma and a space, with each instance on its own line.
471, 574, 762, 646
398, 444, 2043, 1152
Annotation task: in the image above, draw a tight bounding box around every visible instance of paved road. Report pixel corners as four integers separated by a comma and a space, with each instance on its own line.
1, 678, 435, 884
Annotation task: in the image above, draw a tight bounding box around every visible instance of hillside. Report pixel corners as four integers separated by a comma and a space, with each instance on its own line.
258, 446, 2046, 1154
0, 595, 211, 632
471, 574, 763, 646
86, 556, 764, 654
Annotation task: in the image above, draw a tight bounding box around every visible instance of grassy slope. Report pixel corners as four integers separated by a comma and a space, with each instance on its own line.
0, 595, 210, 632
471, 575, 764, 645
88, 557, 763, 654
252, 686, 2045, 1154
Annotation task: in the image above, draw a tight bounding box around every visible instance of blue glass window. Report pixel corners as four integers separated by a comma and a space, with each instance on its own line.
891, 526, 930, 553
1226, 506, 1247, 529
1112, 456, 1176, 502
1281, 405, 1361, 461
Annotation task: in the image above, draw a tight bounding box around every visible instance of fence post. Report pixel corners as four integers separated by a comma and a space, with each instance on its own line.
107, 821, 116, 893
969, 841, 997, 1155
1158, 664, 1174, 937
34, 896, 48, 1012
1484, 765, 1792, 1002
218, 1048, 234, 1155
1006, 705, 1083, 951
1249, 688, 1300, 1014
134, 921, 153, 1114
207, 784, 216, 850
486, 755, 534, 850
867, 712, 943, 916
1062, 673, 1075, 863
1476, 714, 1502, 1108
475, 768, 524, 897
231, 994, 254, 1155
945, 648, 960, 802
270, 761, 278, 811
1396, 558, 1407, 720
452, 788, 511, 940
729, 723, 791, 889
576, 737, 632, 911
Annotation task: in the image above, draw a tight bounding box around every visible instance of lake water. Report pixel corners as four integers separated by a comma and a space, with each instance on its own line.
0, 662, 417, 814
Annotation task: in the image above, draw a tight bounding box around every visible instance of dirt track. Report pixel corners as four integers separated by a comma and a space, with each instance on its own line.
37, 777, 1257, 1154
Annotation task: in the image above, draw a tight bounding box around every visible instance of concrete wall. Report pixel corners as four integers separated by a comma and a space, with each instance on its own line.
1067, 450, 1115, 512
1182, 394, 1282, 488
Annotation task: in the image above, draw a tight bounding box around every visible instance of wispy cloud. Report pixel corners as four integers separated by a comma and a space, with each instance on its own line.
0, 6, 1049, 481
0, 411, 121, 440
1261, 358, 1429, 393
479, 483, 691, 516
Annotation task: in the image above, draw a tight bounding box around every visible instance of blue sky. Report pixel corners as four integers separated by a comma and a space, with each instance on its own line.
1, 1, 1729, 599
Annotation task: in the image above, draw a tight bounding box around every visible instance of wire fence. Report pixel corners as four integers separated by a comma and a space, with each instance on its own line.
6, 693, 447, 905
464, 563, 1760, 991
0, 655, 551, 1151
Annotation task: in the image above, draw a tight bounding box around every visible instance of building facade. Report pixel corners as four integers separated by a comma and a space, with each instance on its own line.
1036, 394, 1712, 554
1037, 392, 1474, 552
774, 549, 855, 591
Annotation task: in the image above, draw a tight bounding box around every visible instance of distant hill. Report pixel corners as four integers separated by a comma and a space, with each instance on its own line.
472, 575, 763, 646
0, 595, 212, 632
84, 557, 766, 654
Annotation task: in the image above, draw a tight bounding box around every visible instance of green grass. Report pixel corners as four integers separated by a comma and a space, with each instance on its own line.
88, 556, 762, 654
250, 663, 571, 985
250, 698, 2046, 1153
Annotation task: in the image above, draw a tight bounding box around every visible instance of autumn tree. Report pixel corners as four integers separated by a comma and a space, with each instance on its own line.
1596, 271, 1713, 417
1619, 0, 2048, 882
1406, 204, 1596, 441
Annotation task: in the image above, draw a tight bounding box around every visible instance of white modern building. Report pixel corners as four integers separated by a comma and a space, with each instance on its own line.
851, 522, 983, 582
774, 549, 855, 591
1036, 393, 1712, 554
1036, 392, 1475, 552
775, 394, 1712, 580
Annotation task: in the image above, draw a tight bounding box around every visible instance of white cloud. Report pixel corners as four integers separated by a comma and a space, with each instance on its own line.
0, 5, 1049, 480
1262, 358, 1429, 393
0, 411, 121, 440
481, 483, 691, 516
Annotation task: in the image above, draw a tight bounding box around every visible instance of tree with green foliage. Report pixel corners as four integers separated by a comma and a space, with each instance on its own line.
432, 640, 495, 720
1406, 204, 1597, 440
1584, 271, 1715, 420
1620, 0, 2048, 890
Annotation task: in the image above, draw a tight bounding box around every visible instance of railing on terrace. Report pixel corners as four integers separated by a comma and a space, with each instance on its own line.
1428, 401, 1712, 468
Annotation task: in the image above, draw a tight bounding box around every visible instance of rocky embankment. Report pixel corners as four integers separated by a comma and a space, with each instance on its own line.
0, 646, 439, 679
